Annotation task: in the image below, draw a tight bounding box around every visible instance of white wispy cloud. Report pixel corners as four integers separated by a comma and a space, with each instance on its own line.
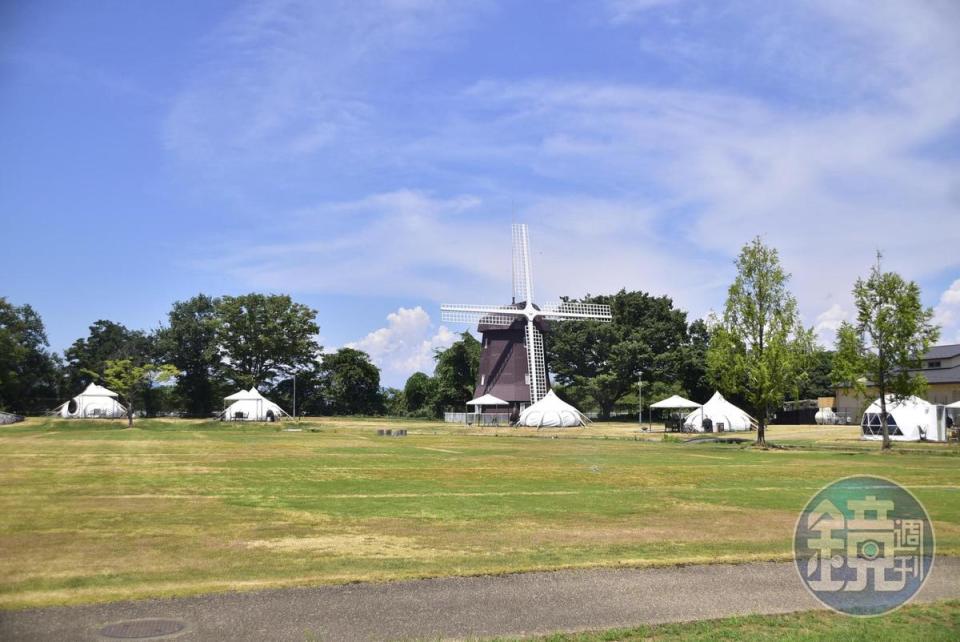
169, 0, 960, 358
934, 279, 960, 343
345, 306, 456, 382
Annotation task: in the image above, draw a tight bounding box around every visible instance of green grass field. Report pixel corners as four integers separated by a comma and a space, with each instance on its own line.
517, 599, 960, 641
1, 417, 958, 610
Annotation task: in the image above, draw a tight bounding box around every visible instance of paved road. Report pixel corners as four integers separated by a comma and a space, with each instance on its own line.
2, 558, 959, 641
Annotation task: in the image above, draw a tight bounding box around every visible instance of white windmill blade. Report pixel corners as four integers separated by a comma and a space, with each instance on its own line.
524, 319, 548, 404
440, 303, 522, 326
512, 223, 533, 304
539, 302, 613, 322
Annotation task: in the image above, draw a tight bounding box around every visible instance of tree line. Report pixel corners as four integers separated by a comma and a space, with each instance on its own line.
2, 236, 938, 448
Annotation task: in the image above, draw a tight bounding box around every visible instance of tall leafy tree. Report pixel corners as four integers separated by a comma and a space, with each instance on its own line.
158, 294, 222, 417
831, 258, 939, 450
403, 371, 438, 416
102, 359, 179, 427
0, 298, 61, 413
64, 320, 153, 392
707, 237, 814, 446
317, 348, 382, 415
433, 332, 480, 412
547, 290, 695, 419
216, 294, 320, 388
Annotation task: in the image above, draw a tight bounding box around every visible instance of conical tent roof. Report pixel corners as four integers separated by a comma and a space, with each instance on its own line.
79, 382, 120, 397
683, 391, 754, 432
223, 387, 288, 421
54, 382, 126, 418
516, 390, 590, 428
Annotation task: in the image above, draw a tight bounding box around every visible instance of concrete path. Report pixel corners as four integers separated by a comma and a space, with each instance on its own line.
2, 558, 959, 641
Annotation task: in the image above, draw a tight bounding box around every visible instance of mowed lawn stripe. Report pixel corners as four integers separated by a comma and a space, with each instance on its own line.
0, 417, 957, 609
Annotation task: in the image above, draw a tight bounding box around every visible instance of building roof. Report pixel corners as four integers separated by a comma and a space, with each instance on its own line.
915, 364, 960, 384
924, 343, 960, 360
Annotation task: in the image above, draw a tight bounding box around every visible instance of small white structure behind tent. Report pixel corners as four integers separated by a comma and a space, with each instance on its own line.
683, 391, 755, 432
516, 390, 590, 428
860, 395, 946, 442
222, 387, 289, 422
54, 383, 126, 419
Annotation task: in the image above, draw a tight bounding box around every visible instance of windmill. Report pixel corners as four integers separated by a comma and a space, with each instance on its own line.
441, 224, 612, 412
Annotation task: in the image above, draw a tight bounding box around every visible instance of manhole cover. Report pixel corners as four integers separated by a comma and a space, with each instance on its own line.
99, 618, 185, 639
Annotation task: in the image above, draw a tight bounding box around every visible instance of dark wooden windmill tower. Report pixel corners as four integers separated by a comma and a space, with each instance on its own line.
441, 224, 612, 413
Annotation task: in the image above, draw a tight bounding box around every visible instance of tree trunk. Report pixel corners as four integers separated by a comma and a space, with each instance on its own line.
127, 402, 134, 428
756, 403, 767, 447
878, 363, 891, 450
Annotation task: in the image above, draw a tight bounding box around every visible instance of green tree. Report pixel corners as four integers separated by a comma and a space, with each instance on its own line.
0, 298, 62, 414
157, 294, 223, 417
216, 294, 320, 388
381, 387, 405, 416
433, 332, 480, 412
707, 237, 814, 446
317, 348, 382, 415
831, 259, 939, 450
794, 348, 835, 400
102, 359, 179, 427
403, 371, 438, 416
547, 290, 695, 419
64, 320, 153, 392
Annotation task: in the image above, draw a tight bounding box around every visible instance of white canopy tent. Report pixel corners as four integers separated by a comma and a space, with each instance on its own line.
54, 383, 126, 419
516, 390, 590, 428
861, 395, 946, 442
683, 391, 755, 432
650, 394, 701, 410
466, 393, 508, 411
222, 387, 289, 422
651, 394, 702, 432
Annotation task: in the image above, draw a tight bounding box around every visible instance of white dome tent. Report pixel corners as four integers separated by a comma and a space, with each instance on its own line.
683, 391, 755, 432
222, 387, 289, 422
54, 383, 126, 419
516, 390, 590, 428
860, 395, 946, 442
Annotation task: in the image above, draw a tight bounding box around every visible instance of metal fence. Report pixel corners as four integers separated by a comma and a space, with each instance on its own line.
444, 412, 512, 426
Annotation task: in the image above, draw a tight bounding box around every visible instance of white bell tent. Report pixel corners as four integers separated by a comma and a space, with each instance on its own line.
54, 383, 126, 419
516, 390, 590, 428
222, 387, 289, 422
683, 391, 755, 432
860, 395, 946, 442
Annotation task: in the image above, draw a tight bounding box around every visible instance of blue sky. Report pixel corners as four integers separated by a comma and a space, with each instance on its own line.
2, 0, 959, 387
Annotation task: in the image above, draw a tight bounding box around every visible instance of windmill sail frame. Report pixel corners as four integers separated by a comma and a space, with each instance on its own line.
441, 223, 611, 406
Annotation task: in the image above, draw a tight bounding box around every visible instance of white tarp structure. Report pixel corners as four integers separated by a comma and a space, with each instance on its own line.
683, 391, 755, 432
54, 382, 126, 419
222, 387, 288, 422
466, 393, 508, 409
650, 395, 701, 409
860, 395, 946, 442
516, 390, 590, 428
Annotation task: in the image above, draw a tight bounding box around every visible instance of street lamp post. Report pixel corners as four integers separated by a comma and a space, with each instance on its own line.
638, 371, 643, 430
